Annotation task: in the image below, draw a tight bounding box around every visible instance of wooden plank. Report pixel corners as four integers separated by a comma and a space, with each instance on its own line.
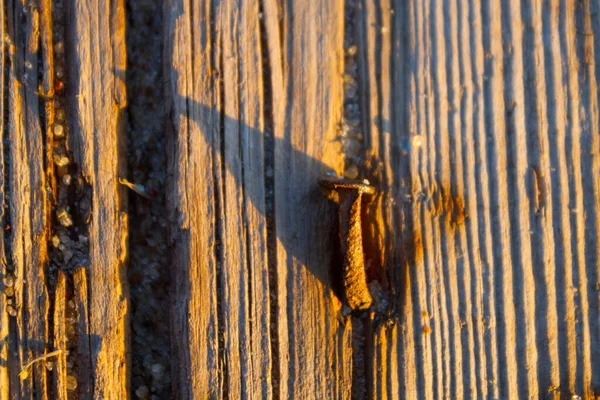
64, 0, 129, 397
164, 0, 356, 396
218, 0, 272, 397
164, 0, 274, 397
6, 0, 50, 397
358, 0, 600, 398
269, 0, 354, 398
164, 0, 220, 397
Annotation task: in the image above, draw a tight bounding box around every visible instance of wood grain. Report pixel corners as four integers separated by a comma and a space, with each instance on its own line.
359, 0, 600, 398
0, 0, 130, 395
74, 268, 93, 398
164, 0, 221, 397
0, 0, 598, 398
271, 0, 356, 397
164, 0, 274, 397
0, 0, 8, 396
65, 0, 129, 397
6, 0, 51, 397
166, 0, 600, 397
53, 271, 68, 400
164, 0, 357, 396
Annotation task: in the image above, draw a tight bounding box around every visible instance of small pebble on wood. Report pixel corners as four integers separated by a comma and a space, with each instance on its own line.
135, 385, 149, 398
344, 164, 359, 180
55, 65, 65, 79
54, 41, 64, 55
56, 108, 66, 121
3, 275, 14, 287
53, 154, 69, 167
66, 376, 78, 391
53, 123, 64, 138
57, 209, 73, 227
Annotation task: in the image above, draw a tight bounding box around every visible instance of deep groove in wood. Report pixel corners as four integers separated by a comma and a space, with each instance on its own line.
123, 0, 171, 395
258, 0, 280, 396
45, 0, 94, 395
38, 0, 58, 396
215, 25, 229, 400
236, 23, 252, 397
0, 0, 13, 396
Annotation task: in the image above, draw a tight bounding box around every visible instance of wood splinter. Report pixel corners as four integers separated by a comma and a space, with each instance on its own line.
319, 176, 375, 311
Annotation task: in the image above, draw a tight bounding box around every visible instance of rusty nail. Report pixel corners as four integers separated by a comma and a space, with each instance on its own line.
319, 176, 375, 311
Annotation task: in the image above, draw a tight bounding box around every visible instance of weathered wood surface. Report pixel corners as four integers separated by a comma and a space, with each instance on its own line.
1, 0, 600, 398
0, 0, 129, 398
5, 0, 51, 396
164, 0, 275, 397
52, 271, 67, 400
166, 0, 600, 399
164, 0, 354, 398
66, 0, 129, 398
361, 0, 600, 398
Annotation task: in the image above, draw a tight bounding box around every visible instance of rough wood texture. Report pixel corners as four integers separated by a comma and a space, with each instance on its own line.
65, 0, 129, 398
73, 268, 93, 398
270, 0, 354, 397
166, 0, 600, 398
164, 0, 220, 397
2, 0, 600, 398
6, 0, 51, 397
0, 0, 7, 396
52, 271, 67, 400
164, 0, 274, 397
360, 0, 600, 398
0, 0, 129, 397
165, 0, 354, 397
162, 0, 409, 398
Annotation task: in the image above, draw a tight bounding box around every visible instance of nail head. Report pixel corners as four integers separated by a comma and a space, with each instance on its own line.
318, 176, 375, 195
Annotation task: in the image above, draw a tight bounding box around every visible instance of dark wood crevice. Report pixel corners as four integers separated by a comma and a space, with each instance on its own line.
258, 0, 280, 397
215, 26, 229, 400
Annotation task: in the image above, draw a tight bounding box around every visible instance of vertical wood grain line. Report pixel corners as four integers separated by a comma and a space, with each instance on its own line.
470, 1, 500, 396
583, 0, 600, 392
481, 0, 519, 396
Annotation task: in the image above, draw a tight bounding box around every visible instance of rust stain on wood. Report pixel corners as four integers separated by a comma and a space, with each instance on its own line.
429, 183, 468, 228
